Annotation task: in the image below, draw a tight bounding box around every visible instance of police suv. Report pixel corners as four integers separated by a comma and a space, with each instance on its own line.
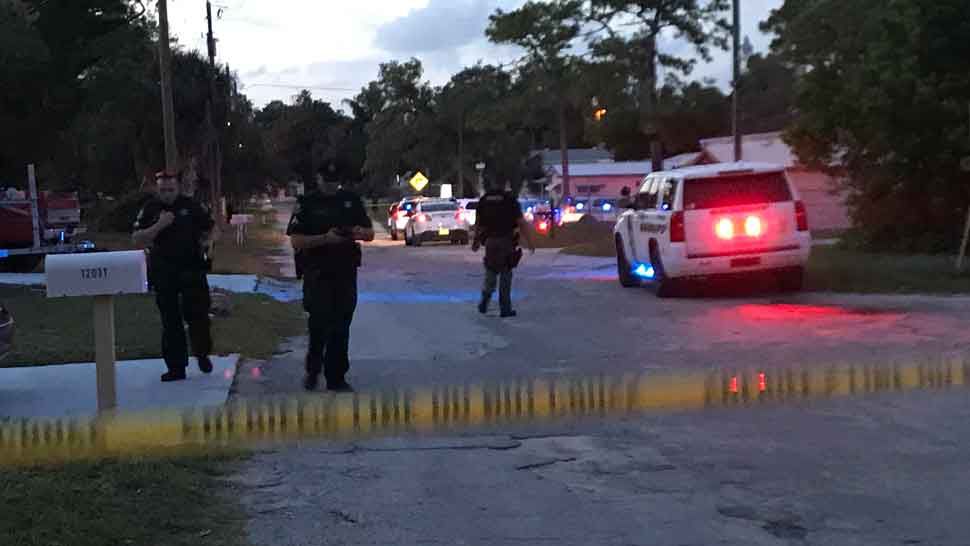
404, 199, 470, 246
613, 162, 811, 296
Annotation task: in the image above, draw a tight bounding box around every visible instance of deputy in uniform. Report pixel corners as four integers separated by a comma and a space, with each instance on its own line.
133, 170, 215, 382
473, 178, 535, 317
287, 178, 374, 392
618, 186, 633, 209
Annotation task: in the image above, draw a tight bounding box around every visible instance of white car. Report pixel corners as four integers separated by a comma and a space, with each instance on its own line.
614, 162, 812, 296
388, 198, 420, 241
404, 199, 470, 246
457, 198, 478, 227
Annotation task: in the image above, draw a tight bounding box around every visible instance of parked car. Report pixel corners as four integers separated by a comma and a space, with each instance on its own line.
0, 302, 13, 362
457, 198, 479, 227
404, 199, 469, 246
388, 198, 421, 241
614, 162, 811, 296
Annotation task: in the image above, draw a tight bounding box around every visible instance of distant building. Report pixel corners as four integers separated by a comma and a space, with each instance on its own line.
524, 147, 616, 196
696, 132, 850, 231
544, 161, 653, 199
529, 147, 615, 167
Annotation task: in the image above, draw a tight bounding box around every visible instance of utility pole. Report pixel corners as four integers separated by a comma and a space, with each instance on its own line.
206, 0, 224, 224
157, 0, 178, 172
955, 102, 970, 271
732, 0, 743, 162
457, 108, 465, 198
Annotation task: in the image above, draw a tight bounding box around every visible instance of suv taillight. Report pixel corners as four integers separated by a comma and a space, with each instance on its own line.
794, 201, 808, 232
670, 212, 686, 243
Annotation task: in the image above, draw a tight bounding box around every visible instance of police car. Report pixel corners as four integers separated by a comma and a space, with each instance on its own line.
457, 199, 478, 227
388, 198, 420, 241
614, 162, 811, 296
404, 199, 470, 246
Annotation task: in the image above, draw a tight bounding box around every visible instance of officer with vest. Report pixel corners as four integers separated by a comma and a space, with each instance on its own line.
473, 178, 535, 317
133, 170, 215, 382
287, 176, 374, 392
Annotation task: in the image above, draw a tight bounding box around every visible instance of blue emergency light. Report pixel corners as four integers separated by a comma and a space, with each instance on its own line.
633, 263, 655, 279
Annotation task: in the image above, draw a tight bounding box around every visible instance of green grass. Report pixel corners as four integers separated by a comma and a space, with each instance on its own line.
805, 246, 970, 294
0, 285, 304, 366
532, 220, 613, 250
209, 218, 290, 277
0, 453, 249, 546
88, 213, 288, 278
559, 237, 970, 294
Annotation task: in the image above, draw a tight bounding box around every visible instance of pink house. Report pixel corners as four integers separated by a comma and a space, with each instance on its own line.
695, 132, 851, 231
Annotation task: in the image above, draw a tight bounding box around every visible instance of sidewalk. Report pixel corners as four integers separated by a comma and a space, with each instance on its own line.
0, 355, 238, 418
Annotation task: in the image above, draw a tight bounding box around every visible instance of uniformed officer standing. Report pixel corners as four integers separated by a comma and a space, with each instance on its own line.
473, 179, 535, 318
287, 179, 374, 392
618, 186, 633, 209
133, 171, 215, 382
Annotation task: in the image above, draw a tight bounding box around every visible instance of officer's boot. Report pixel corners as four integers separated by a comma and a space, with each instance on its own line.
478, 294, 489, 315
304, 354, 321, 391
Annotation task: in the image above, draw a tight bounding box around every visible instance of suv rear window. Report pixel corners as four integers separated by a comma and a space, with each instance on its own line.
464, 201, 478, 210
683, 172, 791, 210
422, 202, 458, 212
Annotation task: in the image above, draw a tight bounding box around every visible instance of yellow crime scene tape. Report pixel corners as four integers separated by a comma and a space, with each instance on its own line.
1, 359, 967, 466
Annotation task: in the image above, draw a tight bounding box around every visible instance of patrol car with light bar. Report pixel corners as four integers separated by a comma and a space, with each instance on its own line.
613, 162, 812, 296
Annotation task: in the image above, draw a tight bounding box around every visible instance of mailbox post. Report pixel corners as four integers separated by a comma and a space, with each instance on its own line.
229, 213, 253, 246
46, 251, 148, 412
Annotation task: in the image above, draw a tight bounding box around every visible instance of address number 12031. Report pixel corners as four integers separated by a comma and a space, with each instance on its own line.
81, 267, 109, 280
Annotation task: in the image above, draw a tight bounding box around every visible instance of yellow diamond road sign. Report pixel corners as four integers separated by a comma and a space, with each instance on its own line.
409, 171, 429, 192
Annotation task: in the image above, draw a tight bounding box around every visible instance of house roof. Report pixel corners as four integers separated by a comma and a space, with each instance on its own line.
699, 131, 797, 168
547, 161, 652, 177
532, 148, 615, 166
664, 152, 705, 169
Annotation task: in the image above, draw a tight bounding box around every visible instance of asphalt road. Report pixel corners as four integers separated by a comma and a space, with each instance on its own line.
229, 213, 970, 546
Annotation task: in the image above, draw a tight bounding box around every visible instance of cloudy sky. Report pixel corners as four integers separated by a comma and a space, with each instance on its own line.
166, 0, 783, 110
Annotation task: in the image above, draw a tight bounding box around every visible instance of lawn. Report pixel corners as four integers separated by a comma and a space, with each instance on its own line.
87, 209, 288, 277
558, 233, 970, 294
805, 246, 970, 294
531, 220, 614, 250
0, 285, 304, 366
0, 453, 250, 546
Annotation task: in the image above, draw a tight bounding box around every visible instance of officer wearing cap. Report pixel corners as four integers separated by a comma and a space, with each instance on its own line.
287, 176, 374, 392
473, 177, 535, 318
133, 170, 215, 382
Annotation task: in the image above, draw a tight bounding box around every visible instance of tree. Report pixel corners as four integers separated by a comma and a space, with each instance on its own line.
738, 52, 796, 134
356, 59, 438, 196
764, 0, 970, 251
487, 1, 584, 196
583, 0, 731, 168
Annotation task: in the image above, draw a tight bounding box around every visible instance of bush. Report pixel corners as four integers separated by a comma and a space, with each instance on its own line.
96, 191, 154, 233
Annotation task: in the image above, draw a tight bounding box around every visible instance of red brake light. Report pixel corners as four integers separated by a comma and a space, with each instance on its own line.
715, 217, 734, 240
670, 211, 686, 243
538, 221, 549, 233
794, 201, 808, 231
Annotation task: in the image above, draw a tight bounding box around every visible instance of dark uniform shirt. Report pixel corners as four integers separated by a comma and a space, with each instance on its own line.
286, 189, 371, 273
476, 190, 522, 240
133, 195, 213, 270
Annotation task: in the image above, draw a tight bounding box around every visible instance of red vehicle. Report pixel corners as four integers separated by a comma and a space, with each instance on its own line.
1, 168, 93, 272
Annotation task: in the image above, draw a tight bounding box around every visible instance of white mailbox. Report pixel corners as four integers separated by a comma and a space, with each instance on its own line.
45, 250, 148, 413
46, 250, 147, 298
